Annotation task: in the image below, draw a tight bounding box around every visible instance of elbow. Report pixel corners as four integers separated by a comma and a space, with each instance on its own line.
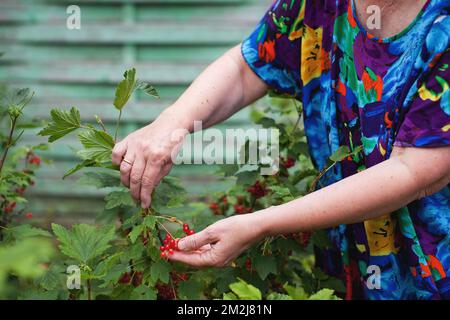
391, 146, 450, 201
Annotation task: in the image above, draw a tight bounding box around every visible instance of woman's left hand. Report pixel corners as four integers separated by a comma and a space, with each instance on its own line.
168, 213, 267, 268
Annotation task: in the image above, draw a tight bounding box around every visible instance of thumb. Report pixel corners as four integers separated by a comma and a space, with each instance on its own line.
177, 229, 215, 252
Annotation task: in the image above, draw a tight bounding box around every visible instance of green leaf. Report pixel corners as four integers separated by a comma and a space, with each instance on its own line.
223, 292, 238, 300
152, 176, 187, 210
63, 159, 98, 179
270, 186, 295, 202
267, 293, 293, 300
128, 225, 143, 244
178, 279, 202, 299
311, 230, 332, 249
39, 107, 81, 142
254, 255, 277, 280
308, 288, 341, 300
104, 190, 135, 210
78, 170, 121, 189
150, 260, 171, 284
143, 216, 156, 229
93, 252, 123, 279
51, 223, 115, 264
78, 129, 114, 163
329, 146, 352, 163
114, 68, 137, 111
0, 239, 54, 293
130, 285, 157, 300
229, 278, 262, 300
136, 80, 160, 99
3, 224, 51, 242
283, 284, 308, 300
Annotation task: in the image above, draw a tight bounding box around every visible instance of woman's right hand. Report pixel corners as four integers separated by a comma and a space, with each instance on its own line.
111, 112, 188, 208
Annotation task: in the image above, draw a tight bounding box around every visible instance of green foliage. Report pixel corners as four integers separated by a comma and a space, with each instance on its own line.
228, 278, 262, 300
51, 224, 115, 265
1, 67, 352, 300
0, 239, 54, 297
38, 108, 81, 142
114, 68, 159, 111
77, 130, 115, 163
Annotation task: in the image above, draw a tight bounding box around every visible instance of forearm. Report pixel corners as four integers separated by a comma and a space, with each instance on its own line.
254, 147, 450, 236
158, 45, 268, 132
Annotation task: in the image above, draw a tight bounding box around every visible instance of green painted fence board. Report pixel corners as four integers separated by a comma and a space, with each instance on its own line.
0, 0, 270, 217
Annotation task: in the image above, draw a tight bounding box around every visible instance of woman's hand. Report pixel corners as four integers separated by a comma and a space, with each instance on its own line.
111, 112, 188, 208
168, 213, 267, 268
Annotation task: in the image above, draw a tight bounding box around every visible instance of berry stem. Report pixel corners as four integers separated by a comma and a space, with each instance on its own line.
156, 221, 175, 241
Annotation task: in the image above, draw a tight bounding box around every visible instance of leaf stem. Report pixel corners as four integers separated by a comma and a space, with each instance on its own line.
0, 115, 19, 175
114, 110, 122, 143
87, 279, 92, 300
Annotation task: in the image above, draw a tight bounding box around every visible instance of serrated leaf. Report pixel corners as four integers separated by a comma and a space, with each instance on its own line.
78, 170, 121, 189
104, 190, 135, 209
51, 223, 115, 264
114, 68, 137, 110
308, 288, 341, 300
78, 129, 114, 163
39, 108, 81, 142
270, 186, 294, 202
150, 260, 170, 284
3, 224, 51, 242
267, 293, 293, 300
254, 255, 277, 280
229, 278, 261, 300
63, 159, 98, 179
136, 80, 159, 99
178, 279, 202, 299
283, 284, 308, 300
128, 225, 143, 244
93, 252, 123, 279
152, 176, 186, 210
130, 285, 157, 300
0, 239, 54, 290
223, 292, 238, 300
143, 216, 156, 229
329, 146, 354, 163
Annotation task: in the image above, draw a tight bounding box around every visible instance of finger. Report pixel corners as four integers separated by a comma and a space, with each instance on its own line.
140, 163, 159, 209
168, 249, 217, 268
129, 156, 146, 201
112, 140, 128, 165
177, 228, 217, 252
120, 151, 135, 188
141, 162, 172, 208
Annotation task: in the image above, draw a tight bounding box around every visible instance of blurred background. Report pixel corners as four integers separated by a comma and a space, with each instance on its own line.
0, 0, 271, 223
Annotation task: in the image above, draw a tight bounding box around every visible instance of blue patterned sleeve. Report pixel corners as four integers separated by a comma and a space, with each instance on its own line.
240, 0, 305, 97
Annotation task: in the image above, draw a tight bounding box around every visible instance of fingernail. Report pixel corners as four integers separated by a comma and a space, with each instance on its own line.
177, 238, 186, 251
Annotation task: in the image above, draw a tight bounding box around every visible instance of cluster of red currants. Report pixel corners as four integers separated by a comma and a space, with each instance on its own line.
4, 201, 16, 214
156, 272, 189, 300
118, 270, 143, 287
27, 152, 41, 166
281, 156, 296, 169
247, 180, 269, 199
233, 204, 253, 214
209, 196, 228, 215
159, 224, 195, 258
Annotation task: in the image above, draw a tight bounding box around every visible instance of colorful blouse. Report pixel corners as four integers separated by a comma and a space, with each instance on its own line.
242, 0, 450, 299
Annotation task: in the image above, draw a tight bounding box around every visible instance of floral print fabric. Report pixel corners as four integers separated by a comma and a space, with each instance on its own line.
241, 0, 450, 299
